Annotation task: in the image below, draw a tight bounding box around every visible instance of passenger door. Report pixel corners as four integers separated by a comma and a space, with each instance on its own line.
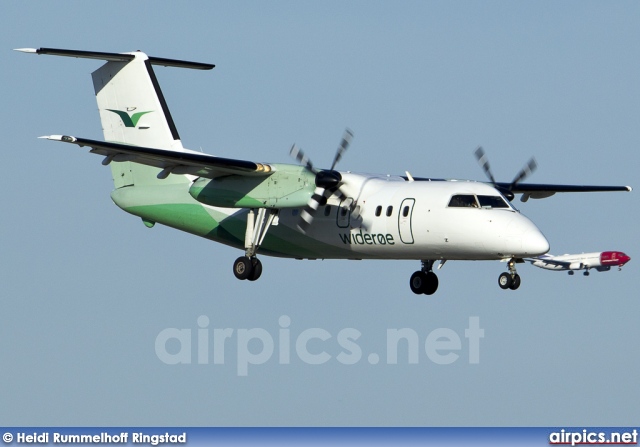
398, 198, 415, 244
336, 197, 353, 228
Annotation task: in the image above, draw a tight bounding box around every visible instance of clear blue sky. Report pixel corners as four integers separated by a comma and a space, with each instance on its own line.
1, 1, 638, 426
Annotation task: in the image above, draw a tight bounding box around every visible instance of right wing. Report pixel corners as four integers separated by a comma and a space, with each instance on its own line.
497, 182, 632, 200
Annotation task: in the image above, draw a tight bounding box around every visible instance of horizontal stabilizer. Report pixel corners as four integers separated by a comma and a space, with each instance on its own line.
15, 47, 214, 70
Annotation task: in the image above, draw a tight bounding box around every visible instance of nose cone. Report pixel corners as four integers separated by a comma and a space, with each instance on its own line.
522, 228, 550, 256
620, 253, 631, 266
503, 214, 550, 257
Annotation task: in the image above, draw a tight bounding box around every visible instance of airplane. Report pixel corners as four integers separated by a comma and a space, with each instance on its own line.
17, 47, 633, 295
527, 251, 631, 275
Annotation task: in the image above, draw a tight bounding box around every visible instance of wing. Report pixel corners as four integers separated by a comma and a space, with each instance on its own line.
526, 256, 571, 267
41, 135, 272, 178
496, 182, 632, 201
400, 178, 632, 200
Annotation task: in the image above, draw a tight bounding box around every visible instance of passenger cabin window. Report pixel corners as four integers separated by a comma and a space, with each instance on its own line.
448, 195, 478, 208
375, 206, 382, 217
324, 205, 332, 216
386, 206, 393, 217
477, 195, 510, 209
402, 206, 410, 217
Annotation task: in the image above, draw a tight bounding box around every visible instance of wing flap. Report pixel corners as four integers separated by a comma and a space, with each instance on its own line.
41, 135, 273, 179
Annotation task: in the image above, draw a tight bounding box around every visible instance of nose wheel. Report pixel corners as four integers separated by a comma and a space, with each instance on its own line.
410, 260, 439, 295
498, 272, 521, 290
498, 258, 521, 290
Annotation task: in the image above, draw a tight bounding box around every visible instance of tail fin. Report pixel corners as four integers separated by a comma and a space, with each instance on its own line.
18, 48, 214, 186
92, 52, 184, 151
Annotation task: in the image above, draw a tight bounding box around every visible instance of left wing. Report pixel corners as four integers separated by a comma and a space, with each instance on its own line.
41, 135, 273, 179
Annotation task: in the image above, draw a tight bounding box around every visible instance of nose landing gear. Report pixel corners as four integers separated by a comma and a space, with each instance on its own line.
498, 258, 521, 290
409, 260, 439, 295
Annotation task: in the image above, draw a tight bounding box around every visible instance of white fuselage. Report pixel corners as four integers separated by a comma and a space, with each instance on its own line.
110, 169, 550, 261
212, 172, 550, 261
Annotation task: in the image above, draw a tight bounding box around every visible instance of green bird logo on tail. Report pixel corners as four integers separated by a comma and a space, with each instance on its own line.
107, 109, 153, 127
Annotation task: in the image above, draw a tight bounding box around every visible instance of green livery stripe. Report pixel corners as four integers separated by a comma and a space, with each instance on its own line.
111, 183, 357, 259
122, 201, 355, 259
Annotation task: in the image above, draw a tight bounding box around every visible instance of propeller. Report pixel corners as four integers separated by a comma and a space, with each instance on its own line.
474, 147, 496, 184
474, 146, 537, 201
508, 157, 537, 191
290, 129, 354, 233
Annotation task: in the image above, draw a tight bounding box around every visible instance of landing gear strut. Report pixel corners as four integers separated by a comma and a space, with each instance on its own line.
233, 208, 277, 281
410, 260, 439, 295
498, 258, 521, 290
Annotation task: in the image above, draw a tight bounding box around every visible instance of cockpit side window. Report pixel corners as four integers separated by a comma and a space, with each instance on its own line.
477, 195, 510, 209
448, 194, 478, 208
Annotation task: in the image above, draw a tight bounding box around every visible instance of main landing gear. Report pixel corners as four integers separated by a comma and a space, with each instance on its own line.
233, 256, 263, 281
233, 208, 277, 282
498, 258, 521, 291
410, 260, 439, 295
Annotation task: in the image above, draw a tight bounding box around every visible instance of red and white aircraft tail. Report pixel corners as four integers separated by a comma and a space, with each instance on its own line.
528, 251, 631, 276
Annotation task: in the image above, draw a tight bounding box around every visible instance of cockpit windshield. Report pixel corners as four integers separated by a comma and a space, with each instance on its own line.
448, 194, 512, 209
477, 195, 510, 208
448, 195, 478, 208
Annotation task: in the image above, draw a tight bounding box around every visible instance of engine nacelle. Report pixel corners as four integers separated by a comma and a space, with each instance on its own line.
189, 164, 315, 209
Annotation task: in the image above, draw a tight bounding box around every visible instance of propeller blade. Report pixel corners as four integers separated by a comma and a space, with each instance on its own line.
297, 187, 330, 234
509, 157, 538, 189
296, 186, 352, 234
474, 146, 496, 185
289, 144, 315, 172
291, 128, 354, 233
330, 128, 353, 171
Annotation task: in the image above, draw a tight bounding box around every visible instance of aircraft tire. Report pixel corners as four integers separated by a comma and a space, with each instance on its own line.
410, 271, 427, 294
424, 272, 439, 295
233, 256, 253, 280
509, 274, 521, 290
247, 258, 263, 281
498, 272, 512, 290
